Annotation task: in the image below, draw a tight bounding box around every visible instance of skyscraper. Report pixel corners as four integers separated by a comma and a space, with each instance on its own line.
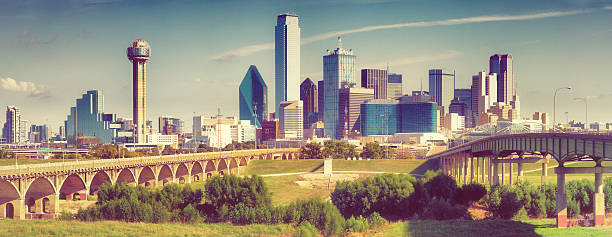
338, 87, 374, 138
127, 39, 151, 143
428, 69, 455, 115
300, 78, 317, 129
324, 37, 357, 139
3, 106, 21, 144
489, 54, 513, 104
278, 100, 303, 139
65, 90, 117, 145
471, 71, 497, 126
387, 73, 403, 99
317, 80, 324, 122
361, 69, 388, 99
239, 65, 268, 128
275, 13, 301, 114
158, 116, 184, 135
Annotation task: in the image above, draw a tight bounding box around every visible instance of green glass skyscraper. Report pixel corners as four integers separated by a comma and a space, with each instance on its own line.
239, 65, 268, 128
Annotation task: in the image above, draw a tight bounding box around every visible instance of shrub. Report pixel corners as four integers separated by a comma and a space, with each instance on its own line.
453, 183, 487, 205
421, 199, 470, 220
344, 216, 370, 233
295, 221, 319, 237
423, 170, 458, 200
58, 210, 74, 220
286, 198, 345, 236
484, 185, 526, 219
605, 177, 612, 212
179, 204, 203, 224
205, 175, 271, 211
566, 179, 594, 217
366, 212, 387, 228
331, 174, 416, 218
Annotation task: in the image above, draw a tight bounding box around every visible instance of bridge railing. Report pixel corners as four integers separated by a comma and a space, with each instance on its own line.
0, 148, 298, 177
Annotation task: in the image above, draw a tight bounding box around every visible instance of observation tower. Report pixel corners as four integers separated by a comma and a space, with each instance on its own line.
127, 39, 151, 143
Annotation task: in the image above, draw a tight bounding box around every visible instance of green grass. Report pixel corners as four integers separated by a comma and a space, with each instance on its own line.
0, 158, 68, 167
244, 159, 432, 176
372, 219, 612, 237
0, 219, 295, 237
264, 175, 333, 206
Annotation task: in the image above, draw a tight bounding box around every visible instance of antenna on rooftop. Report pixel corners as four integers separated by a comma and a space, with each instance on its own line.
337, 36, 342, 49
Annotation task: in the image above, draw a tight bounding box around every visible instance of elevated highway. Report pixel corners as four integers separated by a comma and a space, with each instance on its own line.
427, 133, 612, 227
0, 148, 299, 220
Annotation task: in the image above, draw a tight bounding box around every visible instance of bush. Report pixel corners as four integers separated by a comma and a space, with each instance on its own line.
205, 175, 271, 212
331, 174, 416, 218
179, 204, 203, 224
453, 183, 487, 205
58, 211, 74, 220
344, 215, 370, 233
605, 177, 612, 212
484, 185, 526, 219
295, 221, 319, 237
423, 170, 458, 200
421, 199, 470, 220
566, 179, 594, 217
366, 212, 387, 228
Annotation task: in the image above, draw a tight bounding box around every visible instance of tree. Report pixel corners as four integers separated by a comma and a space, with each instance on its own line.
322, 140, 357, 159
300, 142, 322, 159
360, 142, 382, 159
89, 145, 119, 159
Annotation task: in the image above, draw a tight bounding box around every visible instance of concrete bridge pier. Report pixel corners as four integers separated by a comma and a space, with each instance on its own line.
508, 162, 512, 186
593, 160, 605, 226
500, 160, 505, 185
470, 156, 475, 183
542, 160, 548, 184
555, 164, 567, 228
492, 157, 500, 186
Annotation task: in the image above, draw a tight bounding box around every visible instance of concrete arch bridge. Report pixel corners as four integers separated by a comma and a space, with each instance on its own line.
428, 133, 612, 228
0, 148, 299, 220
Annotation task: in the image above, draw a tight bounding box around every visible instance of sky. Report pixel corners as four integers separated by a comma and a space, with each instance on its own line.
1, 0, 611, 133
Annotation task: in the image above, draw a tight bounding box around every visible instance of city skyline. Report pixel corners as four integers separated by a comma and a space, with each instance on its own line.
1, 0, 612, 131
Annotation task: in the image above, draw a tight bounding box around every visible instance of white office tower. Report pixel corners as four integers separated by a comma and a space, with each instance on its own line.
275, 13, 301, 114
471, 71, 497, 124
279, 100, 303, 139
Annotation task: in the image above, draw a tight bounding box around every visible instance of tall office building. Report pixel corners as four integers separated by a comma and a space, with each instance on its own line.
428, 69, 455, 115
338, 87, 374, 138
278, 100, 303, 139
127, 39, 151, 143
317, 80, 324, 122
471, 71, 497, 126
20, 120, 29, 143
387, 73, 403, 99
65, 90, 117, 145
453, 88, 472, 127
29, 124, 48, 143
489, 54, 513, 104
300, 78, 318, 129
323, 37, 357, 139
239, 65, 268, 128
3, 106, 21, 144
360, 100, 437, 136
361, 69, 388, 99
158, 116, 184, 135
275, 13, 301, 114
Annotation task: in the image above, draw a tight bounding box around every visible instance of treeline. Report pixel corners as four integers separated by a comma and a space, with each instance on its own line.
331, 170, 486, 221
300, 141, 415, 160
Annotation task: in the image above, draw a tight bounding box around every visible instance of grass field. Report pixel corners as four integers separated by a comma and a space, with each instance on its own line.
371, 219, 612, 237
244, 159, 435, 176
0, 219, 294, 237
0, 158, 68, 167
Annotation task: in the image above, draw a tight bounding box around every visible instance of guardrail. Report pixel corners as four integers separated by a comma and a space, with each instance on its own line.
0, 148, 298, 177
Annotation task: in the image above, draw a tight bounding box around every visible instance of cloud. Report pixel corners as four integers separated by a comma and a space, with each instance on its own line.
17, 29, 58, 48
212, 8, 595, 61
604, 6, 612, 10
0, 77, 51, 98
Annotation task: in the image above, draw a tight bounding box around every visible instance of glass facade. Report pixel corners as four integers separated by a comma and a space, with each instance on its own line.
65, 90, 115, 145
323, 42, 356, 139
275, 14, 300, 114
428, 69, 455, 115
360, 100, 399, 136
239, 65, 268, 128
399, 102, 437, 133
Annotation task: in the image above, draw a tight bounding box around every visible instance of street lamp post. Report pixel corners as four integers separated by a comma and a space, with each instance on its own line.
553, 87, 571, 130
573, 97, 587, 131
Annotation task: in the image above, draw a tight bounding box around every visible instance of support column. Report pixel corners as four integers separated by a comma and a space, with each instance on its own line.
492, 157, 499, 186
542, 160, 548, 184
489, 157, 494, 186
517, 162, 523, 183
470, 156, 474, 183
481, 157, 486, 183
500, 159, 505, 185
463, 154, 468, 184
508, 162, 512, 186
556, 165, 567, 228
593, 162, 605, 226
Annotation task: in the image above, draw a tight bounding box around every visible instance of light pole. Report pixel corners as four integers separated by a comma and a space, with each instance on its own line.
253, 103, 258, 150
573, 97, 587, 131
553, 87, 571, 130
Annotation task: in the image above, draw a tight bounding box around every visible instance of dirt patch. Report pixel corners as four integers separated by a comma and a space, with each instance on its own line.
58, 200, 96, 214
295, 173, 364, 190
468, 203, 488, 220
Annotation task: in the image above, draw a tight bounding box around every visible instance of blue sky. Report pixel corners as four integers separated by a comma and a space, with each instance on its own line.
1, 0, 611, 132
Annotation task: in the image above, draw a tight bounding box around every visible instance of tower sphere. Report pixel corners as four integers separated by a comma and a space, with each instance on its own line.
127, 39, 151, 61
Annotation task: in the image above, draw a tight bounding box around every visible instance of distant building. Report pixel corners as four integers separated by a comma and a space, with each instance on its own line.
317, 80, 325, 122
3, 106, 21, 144
398, 102, 438, 133
361, 69, 388, 99
64, 90, 118, 146
279, 100, 303, 139
158, 116, 184, 135
231, 120, 256, 143
387, 73, 402, 99
239, 65, 268, 128
147, 133, 179, 146
127, 39, 151, 144
489, 54, 514, 104
428, 69, 455, 115
300, 78, 318, 129
20, 119, 29, 143
449, 99, 467, 116
337, 86, 374, 139
29, 124, 49, 143
361, 100, 437, 136
324, 37, 357, 139
443, 113, 465, 132
471, 71, 497, 126
275, 13, 301, 114
261, 120, 279, 142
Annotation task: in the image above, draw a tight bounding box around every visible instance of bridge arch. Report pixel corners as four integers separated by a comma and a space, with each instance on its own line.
158, 164, 173, 186
175, 163, 189, 184
191, 162, 203, 182
229, 158, 239, 174
116, 168, 136, 185
282, 154, 287, 160
217, 159, 228, 176
25, 177, 56, 218
59, 174, 87, 200
205, 160, 216, 178
138, 166, 156, 187
240, 157, 248, 166
0, 180, 20, 219
89, 171, 111, 195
